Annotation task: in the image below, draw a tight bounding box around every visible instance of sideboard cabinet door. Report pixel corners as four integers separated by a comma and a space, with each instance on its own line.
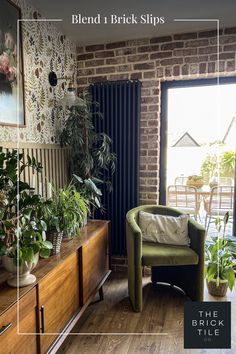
82, 224, 109, 304
38, 252, 80, 354
0, 287, 37, 354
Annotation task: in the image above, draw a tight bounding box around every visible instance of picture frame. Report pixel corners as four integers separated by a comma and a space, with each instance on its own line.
0, 0, 25, 127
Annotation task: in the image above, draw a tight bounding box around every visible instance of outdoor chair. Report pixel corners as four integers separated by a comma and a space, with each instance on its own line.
174, 176, 188, 185
167, 185, 200, 220
204, 186, 234, 230
126, 205, 206, 312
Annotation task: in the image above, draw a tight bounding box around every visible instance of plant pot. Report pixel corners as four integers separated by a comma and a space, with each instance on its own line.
2, 253, 39, 288
62, 229, 73, 241
207, 279, 228, 297
186, 179, 204, 189
47, 230, 63, 255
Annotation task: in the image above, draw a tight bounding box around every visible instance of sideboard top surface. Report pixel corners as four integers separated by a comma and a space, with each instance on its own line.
0, 220, 109, 316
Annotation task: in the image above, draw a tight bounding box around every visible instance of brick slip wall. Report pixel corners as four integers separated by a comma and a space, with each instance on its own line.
76, 27, 236, 206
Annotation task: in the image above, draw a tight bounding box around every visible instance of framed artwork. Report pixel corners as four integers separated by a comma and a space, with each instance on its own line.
0, 0, 25, 126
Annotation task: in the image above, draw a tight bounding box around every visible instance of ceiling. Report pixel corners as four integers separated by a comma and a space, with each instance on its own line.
30, 0, 236, 45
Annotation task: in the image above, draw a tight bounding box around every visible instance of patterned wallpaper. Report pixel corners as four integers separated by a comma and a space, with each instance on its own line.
0, 0, 76, 144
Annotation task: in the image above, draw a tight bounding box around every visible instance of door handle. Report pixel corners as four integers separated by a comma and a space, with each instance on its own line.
0, 323, 12, 335
40, 305, 45, 333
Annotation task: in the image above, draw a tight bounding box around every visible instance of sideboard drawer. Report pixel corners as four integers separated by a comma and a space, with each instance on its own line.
0, 287, 37, 354
82, 224, 109, 304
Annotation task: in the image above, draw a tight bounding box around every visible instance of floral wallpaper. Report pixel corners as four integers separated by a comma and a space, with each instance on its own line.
0, 0, 76, 144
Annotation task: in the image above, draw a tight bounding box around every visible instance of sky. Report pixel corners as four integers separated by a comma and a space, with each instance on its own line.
168, 83, 236, 146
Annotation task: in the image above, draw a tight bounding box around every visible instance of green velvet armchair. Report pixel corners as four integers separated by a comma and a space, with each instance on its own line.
126, 205, 206, 312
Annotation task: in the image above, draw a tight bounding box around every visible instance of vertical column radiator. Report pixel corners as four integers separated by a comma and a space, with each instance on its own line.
90, 80, 141, 255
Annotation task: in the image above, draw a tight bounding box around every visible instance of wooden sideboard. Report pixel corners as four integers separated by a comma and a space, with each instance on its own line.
0, 220, 110, 354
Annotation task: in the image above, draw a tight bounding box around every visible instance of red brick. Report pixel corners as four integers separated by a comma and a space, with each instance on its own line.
138, 45, 159, 53
189, 63, 198, 75
143, 71, 156, 79
225, 27, 236, 34
173, 66, 180, 76
150, 51, 172, 59
224, 44, 236, 51
160, 58, 183, 66
174, 48, 197, 56
77, 53, 93, 60
174, 32, 197, 40
227, 61, 235, 71
181, 64, 189, 75
88, 76, 107, 83
141, 97, 158, 104
198, 29, 223, 38
208, 62, 215, 73
199, 46, 218, 54
96, 66, 115, 74
184, 55, 208, 63
165, 67, 172, 77
86, 44, 104, 52
106, 57, 126, 65
210, 53, 235, 60
127, 38, 149, 46
156, 68, 164, 78
77, 77, 87, 85
95, 51, 114, 58
127, 54, 149, 62
109, 73, 129, 80
161, 42, 184, 50
106, 41, 126, 49
78, 68, 95, 76
185, 39, 209, 48
117, 64, 132, 72
130, 72, 142, 80
199, 63, 207, 74
148, 105, 159, 112
150, 36, 172, 43
85, 59, 104, 67
133, 62, 154, 70
116, 47, 136, 56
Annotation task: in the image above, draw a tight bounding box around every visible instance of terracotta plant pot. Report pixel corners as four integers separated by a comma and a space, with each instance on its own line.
2, 253, 39, 288
207, 279, 228, 297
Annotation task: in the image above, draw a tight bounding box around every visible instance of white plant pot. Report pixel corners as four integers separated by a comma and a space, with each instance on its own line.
2, 253, 39, 288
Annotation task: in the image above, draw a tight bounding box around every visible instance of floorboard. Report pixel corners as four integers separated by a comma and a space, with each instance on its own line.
57, 272, 236, 354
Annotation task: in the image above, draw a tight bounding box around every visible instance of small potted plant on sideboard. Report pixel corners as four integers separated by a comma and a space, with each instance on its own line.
205, 212, 236, 296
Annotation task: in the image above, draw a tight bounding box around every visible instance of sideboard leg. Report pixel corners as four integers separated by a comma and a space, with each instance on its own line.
99, 286, 104, 301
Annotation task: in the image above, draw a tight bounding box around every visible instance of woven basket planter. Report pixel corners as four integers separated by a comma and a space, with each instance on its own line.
207, 279, 228, 297
186, 179, 204, 189
47, 231, 63, 255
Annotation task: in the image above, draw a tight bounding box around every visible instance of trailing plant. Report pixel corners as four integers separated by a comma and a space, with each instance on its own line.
205, 212, 236, 291
59, 91, 116, 209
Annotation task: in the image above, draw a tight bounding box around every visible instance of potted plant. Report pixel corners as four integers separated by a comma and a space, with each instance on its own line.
45, 183, 87, 246
186, 175, 204, 189
0, 149, 52, 287
59, 90, 116, 212
205, 212, 236, 296
1, 207, 52, 287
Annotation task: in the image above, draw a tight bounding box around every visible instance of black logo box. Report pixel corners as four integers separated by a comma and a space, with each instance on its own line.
184, 302, 231, 349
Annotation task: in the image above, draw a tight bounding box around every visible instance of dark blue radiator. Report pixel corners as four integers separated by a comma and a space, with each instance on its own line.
90, 80, 141, 255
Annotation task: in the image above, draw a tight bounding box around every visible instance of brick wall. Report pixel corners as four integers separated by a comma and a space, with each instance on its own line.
76, 28, 236, 204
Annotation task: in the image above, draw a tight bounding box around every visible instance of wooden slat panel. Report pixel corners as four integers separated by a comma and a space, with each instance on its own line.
0, 143, 70, 197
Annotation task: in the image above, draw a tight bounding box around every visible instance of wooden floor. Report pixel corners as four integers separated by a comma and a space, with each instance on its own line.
57, 272, 236, 354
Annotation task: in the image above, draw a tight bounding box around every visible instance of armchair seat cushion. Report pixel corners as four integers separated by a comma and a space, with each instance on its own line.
142, 242, 199, 266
